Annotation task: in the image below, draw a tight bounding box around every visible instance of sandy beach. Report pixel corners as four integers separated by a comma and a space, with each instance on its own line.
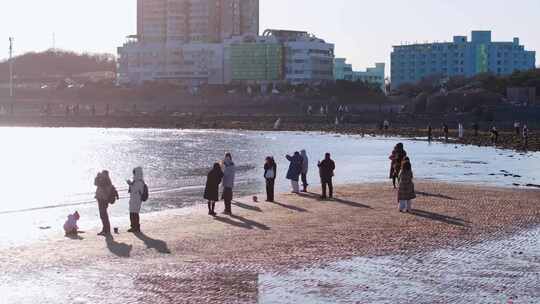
1, 181, 539, 303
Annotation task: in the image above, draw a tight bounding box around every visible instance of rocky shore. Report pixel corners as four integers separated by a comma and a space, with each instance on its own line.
1, 181, 539, 303
0, 114, 538, 152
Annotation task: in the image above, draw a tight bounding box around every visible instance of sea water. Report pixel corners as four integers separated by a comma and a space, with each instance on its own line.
0, 127, 538, 247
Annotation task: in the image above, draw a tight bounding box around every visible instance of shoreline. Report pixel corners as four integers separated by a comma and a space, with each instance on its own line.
0, 114, 537, 152
1, 181, 539, 303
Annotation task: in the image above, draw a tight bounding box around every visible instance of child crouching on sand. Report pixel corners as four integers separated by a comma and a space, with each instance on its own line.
398, 159, 416, 212
63, 211, 80, 235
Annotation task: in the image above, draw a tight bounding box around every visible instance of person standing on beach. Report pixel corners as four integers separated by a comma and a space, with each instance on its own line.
94, 170, 115, 236
389, 143, 407, 189
127, 167, 146, 233
427, 124, 433, 142
458, 123, 464, 139
318, 153, 336, 200
490, 126, 499, 145
204, 163, 223, 216
514, 121, 521, 136
300, 150, 309, 192
264, 157, 277, 202
398, 159, 416, 213
442, 123, 449, 142
523, 124, 529, 149
286, 152, 303, 194
222, 153, 236, 215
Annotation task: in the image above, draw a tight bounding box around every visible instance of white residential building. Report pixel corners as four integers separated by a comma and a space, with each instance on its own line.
334, 58, 385, 89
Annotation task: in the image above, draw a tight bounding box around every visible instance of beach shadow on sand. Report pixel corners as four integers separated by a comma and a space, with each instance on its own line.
232, 201, 262, 212
65, 232, 84, 240
269, 201, 308, 213
134, 232, 171, 254
215, 214, 270, 231
410, 209, 470, 227
299, 192, 373, 209
415, 191, 457, 200
105, 235, 132, 258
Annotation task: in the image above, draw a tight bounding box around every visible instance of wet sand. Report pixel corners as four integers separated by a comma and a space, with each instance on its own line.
1, 181, 539, 303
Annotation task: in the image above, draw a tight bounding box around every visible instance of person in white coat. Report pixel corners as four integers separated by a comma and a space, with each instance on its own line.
222, 153, 236, 215
127, 167, 145, 233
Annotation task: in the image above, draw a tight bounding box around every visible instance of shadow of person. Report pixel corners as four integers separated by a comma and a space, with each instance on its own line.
214, 215, 271, 231
415, 191, 456, 200
269, 201, 308, 213
134, 232, 171, 254
302, 192, 372, 209
105, 235, 132, 258
409, 209, 469, 227
65, 232, 84, 240
232, 201, 262, 212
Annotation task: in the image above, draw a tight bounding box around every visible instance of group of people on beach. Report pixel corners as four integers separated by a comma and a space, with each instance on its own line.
68, 168, 148, 236
203, 150, 336, 217
68, 141, 415, 236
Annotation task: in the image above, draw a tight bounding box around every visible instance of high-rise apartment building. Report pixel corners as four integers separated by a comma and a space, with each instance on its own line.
391, 31, 536, 89
136, 0, 259, 43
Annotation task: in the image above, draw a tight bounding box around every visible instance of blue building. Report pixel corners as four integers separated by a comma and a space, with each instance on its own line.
391, 31, 536, 89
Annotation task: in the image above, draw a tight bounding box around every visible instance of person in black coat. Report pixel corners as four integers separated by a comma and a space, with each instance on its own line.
318, 153, 336, 200
204, 163, 223, 216
264, 156, 277, 202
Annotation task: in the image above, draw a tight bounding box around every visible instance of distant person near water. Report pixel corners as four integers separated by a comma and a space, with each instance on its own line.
427, 124, 433, 142
318, 153, 336, 200
204, 163, 223, 216
389, 143, 407, 189
472, 122, 479, 137
286, 151, 303, 194
514, 121, 521, 136
383, 120, 390, 131
458, 123, 464, 139
490, 126, 499, 145
398, 158, 416, 213
442, 123, 449, 142
300, 150, 309, 192
523, 125, 529, 148
221, 153, 236, 215
264, 157, 277, 202
94, 170, 118, 236
127, 167, 147, 233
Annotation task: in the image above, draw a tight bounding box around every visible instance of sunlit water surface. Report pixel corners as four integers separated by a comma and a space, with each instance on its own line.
0, 127, 538, 248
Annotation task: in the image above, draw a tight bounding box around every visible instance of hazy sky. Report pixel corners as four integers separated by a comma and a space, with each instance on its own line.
0, 0, 538, 71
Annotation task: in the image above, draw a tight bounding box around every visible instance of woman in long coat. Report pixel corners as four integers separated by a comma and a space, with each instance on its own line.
286, 152, 303, 193
127, 167, 145, 233
204, 163, 223, 216
397, 160, 416, 212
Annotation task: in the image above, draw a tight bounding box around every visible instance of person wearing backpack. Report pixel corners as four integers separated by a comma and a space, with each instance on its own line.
264, 156, 277, 202
94, 170, 113, 236
127, 167, 147, 233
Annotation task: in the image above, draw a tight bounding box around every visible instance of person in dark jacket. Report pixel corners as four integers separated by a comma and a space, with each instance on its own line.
286, 152, 303, 193
221, 153, 236, 215
388, 143, 407, 189
427, 124, 433, 142
442, 123, 449, 142
204, 163, 223, 216
94, 170, 114, 236
264, 157, 277, 202
318, 153, 336, 199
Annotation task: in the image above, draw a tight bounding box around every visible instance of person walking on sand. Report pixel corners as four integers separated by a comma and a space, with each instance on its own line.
94, 170, 115, 236
286, 151, 303, 194
204, 163, 223, 216
127, 167, 147, 233
318, 153, 336, 200
300, 150, 309, 192
389, 143, 407, 189
264, 156, 277, 202
222, 153, 236, 215
398, 159, 416, 213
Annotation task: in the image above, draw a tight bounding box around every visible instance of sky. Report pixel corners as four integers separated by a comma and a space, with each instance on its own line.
0, 0, 538, 72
